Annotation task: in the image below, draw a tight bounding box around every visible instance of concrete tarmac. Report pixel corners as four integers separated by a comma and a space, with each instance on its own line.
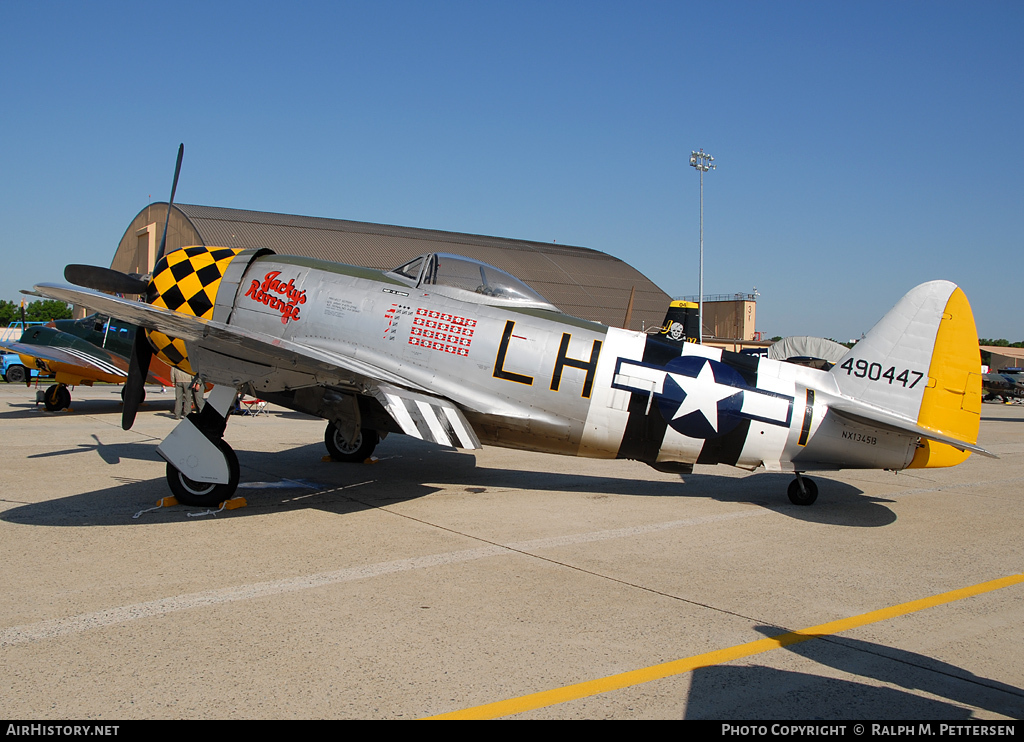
1, 383, 1022, 720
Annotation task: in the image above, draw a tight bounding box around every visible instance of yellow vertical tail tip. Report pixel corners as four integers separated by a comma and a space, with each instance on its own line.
910, 287, 981, 469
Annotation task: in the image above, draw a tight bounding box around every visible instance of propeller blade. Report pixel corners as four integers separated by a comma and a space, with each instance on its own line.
156, 143, 184, 263
64, 265, 148, 295
122, 333, 153, 430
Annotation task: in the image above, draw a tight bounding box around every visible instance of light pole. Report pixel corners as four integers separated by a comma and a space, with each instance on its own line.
689, 148, 715, 343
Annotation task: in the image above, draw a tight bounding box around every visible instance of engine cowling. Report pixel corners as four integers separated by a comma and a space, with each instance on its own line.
145, 246, 243, 374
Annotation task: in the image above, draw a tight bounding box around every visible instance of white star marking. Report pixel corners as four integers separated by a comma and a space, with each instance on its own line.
667, 360, 741, 431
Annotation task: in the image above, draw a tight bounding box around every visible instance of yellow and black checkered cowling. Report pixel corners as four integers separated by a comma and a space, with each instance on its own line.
145, 246, 243, 375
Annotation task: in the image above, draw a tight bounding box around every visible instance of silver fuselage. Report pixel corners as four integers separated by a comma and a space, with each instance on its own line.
213, 254, 917, 473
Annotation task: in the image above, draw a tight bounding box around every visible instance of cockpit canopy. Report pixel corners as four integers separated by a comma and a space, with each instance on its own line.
387, 253, 559, 311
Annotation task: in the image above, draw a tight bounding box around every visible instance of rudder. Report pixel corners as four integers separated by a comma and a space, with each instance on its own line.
909, 286, 982, 467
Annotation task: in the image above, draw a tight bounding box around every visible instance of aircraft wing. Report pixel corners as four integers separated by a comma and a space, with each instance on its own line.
32, 283, 491, 449
1, 334, 172, 387
34, 283, 435, 394
0, 338, 128, 383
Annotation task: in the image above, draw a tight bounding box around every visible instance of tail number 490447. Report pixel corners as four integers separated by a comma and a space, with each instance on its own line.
839, 358, 924, 388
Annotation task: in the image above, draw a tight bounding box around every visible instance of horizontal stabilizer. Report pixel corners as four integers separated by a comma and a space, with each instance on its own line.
822, 392, 996, 458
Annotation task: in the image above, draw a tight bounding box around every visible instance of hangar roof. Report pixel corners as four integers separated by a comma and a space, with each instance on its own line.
112, 203, 670, 330
980, 346, 1024, 359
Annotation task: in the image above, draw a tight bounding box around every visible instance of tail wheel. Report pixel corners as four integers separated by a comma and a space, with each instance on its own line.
325, 422, 378, 462
787, 477, 818, 506
43, 384, 71, 412
165, 438, 240, 507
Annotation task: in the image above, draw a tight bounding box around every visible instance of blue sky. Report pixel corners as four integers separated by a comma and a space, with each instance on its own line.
2, 1, 1021, 341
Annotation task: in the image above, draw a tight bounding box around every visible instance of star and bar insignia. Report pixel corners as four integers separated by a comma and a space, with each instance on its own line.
613, 355, 794, 438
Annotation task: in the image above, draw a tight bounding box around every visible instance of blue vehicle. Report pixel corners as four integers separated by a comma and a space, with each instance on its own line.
2, 321, 49, 382
1, 352, 40, 383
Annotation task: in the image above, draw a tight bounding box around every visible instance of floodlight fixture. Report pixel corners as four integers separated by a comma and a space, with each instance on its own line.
690, 149, 716, 173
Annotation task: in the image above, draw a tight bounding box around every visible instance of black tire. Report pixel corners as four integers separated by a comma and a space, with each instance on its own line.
120, 385, 145, 404
43, 384, 72, 412
324, 422, 378, 462
165, 438, 240, 507
4, 364, 27, 384
787, 477, 818, 506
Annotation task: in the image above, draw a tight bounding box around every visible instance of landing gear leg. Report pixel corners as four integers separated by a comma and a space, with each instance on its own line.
158, 385, 241, 506
787, 472, 818, 506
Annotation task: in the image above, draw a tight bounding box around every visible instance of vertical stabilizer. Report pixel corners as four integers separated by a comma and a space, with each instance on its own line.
830, 281, 981, 468
658, 300, 700, 346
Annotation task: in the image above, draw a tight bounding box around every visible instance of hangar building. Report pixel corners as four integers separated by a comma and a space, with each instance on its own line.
110, 203, 672, 332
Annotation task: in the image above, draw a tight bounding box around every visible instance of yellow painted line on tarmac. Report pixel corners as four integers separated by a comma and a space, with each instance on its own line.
425, 573, 1024, 720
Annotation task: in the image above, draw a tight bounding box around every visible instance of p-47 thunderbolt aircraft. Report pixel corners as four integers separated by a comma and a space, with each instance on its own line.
36, 243, 990, 508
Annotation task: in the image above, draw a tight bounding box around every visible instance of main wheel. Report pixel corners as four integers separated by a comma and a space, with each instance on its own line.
165, 438, 240, 507
324, 422, 378, 462
43, 384, 72, 411
4, 364, 27, 383
787, 477, 818, 506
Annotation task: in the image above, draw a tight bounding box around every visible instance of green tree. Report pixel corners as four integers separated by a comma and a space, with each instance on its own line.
0, 300, 17, 326
24, 300, 72, 323
979, 338, 1024, 348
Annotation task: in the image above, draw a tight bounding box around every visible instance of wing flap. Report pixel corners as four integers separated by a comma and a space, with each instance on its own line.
373, 384, 481, 450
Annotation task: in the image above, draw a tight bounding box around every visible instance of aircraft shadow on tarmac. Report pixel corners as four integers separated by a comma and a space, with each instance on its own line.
3, 434, 902, 529
683, 626, 1024, 720
24, 435, 165, 466
0, 397, 174, 420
